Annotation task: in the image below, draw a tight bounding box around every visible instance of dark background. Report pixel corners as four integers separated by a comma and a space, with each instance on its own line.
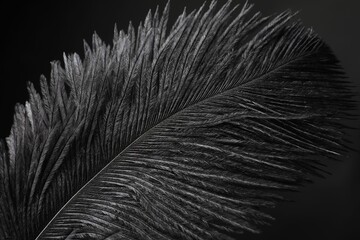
0, 0, 359, 239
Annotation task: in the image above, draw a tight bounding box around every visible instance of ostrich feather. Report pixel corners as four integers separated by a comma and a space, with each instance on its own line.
0, 1, 355, 239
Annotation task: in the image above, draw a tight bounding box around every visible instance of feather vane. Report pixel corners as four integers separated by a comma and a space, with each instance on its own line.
0, 1, 355, 239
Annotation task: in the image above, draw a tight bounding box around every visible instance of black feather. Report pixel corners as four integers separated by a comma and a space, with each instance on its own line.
0, 1, 356, 239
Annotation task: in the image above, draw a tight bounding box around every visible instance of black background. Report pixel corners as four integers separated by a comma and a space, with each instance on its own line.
0, 0, 359, 239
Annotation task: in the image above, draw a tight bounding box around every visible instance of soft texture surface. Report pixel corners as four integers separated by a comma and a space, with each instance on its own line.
0, 1, 355, 239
